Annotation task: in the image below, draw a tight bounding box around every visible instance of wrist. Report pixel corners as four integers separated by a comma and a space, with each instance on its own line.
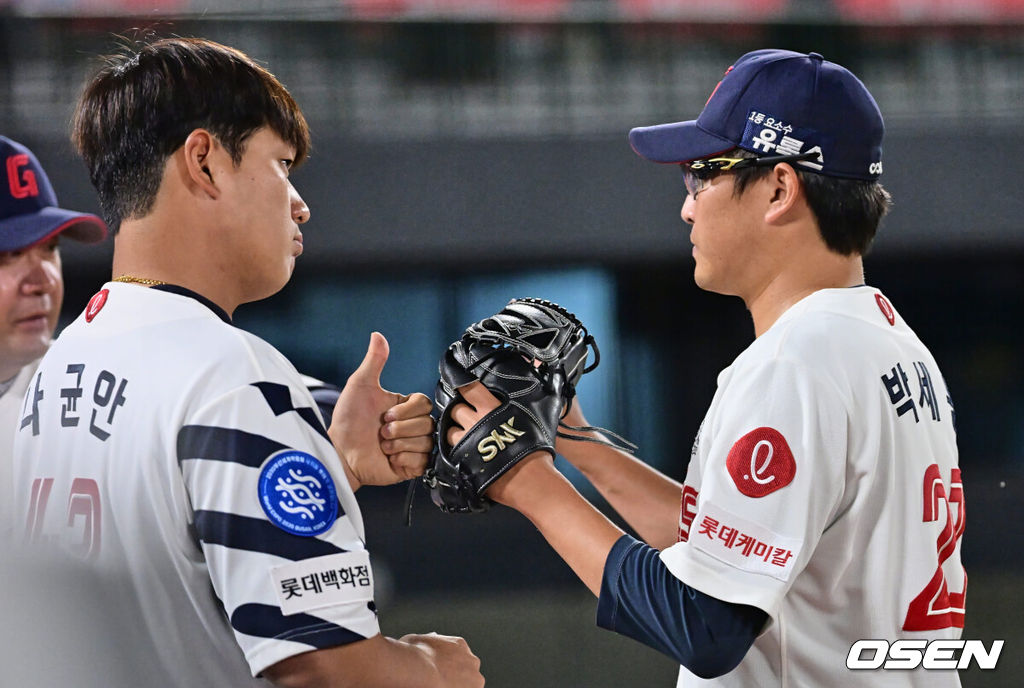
389, 636, 445, 688
329, 430, 362, 492
489, 451, 558, 511
505, 454, 571, 514
556, 428, 596, 457
555, 431, 607, 474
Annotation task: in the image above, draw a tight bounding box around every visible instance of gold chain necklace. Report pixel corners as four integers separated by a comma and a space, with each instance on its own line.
112, 275, 167, 286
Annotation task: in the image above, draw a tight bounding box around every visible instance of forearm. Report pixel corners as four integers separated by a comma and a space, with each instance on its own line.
557, 432, 682, 549
266, 635, 444, 688
500, 457, 625, 595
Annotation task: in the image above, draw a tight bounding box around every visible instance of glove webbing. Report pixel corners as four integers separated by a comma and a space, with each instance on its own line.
469, 297, 600, 373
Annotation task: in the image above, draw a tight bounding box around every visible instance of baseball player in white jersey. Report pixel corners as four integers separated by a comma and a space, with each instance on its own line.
444, 50, 964, 686
0, 136, 106, 536
12, 38, 482, 688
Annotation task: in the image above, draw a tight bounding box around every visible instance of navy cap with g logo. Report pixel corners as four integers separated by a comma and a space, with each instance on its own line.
0, 136, 107, 252
628, 49, 885, 180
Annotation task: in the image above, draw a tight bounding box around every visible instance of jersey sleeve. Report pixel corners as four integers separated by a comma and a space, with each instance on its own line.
597, 534, 767, 677
660, 356, 848, 623
177, 379, 380, 677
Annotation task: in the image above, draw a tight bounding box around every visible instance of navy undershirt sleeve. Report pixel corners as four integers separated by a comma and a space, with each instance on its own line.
597, 534, 768, 679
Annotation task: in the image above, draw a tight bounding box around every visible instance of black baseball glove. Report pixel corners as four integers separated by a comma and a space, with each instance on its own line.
422, 297, 632, 514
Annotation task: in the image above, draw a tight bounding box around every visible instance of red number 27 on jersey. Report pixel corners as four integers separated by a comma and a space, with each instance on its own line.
903, 465, 965, 631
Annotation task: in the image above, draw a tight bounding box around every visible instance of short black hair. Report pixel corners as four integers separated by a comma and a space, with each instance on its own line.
729, 149, 892, 256
72, 37, 311, 233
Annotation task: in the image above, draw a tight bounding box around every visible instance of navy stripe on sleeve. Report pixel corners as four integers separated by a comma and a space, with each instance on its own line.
231, 603, 368, 648
597, 534, 767, 679
193, 510, 346, 561
252, 381, 331, 441
177, 425, 287, 468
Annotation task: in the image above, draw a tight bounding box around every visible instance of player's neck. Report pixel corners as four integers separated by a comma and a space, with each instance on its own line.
0, 359, 25, 385
746, 253, 865, 337
112, 218, 242, 317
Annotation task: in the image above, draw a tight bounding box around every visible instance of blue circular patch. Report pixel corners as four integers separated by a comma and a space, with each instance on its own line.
258, 450, 338, 537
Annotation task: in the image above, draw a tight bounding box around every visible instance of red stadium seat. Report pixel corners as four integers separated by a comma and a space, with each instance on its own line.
346, 0, 571, 20
615, 0, 788, 20
835, 0, 1024, 21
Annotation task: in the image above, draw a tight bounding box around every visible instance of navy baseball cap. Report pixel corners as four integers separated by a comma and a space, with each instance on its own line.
629, 49, 885, 180
0, 136, 107, 252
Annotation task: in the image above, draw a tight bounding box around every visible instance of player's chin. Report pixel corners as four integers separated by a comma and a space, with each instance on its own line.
250, 267, 295, 302
275, 269, 295, 295
278, 256, 297, 280
5, 333, 49, 368
691, 263, 712, 290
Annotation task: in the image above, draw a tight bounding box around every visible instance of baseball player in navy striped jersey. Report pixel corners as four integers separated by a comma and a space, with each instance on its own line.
12, 38, 482, 688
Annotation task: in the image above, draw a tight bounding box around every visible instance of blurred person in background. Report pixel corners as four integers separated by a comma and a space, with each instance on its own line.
11, 38, 483, 688
0, 135, 107, 535
0, 136, 139, 687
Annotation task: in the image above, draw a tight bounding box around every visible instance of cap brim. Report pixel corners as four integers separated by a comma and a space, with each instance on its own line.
0, 207, 108, 252
628, 120, 737, 164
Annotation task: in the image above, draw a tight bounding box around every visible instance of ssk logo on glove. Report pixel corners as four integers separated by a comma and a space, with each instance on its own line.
477, 416, 525, 461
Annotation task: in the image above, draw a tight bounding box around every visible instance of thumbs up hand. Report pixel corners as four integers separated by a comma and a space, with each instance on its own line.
328, 332, 435, 489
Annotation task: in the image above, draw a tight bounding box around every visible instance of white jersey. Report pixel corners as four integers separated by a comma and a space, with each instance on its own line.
1, 361, 38, 537
12, 283, 380, 686
660, 286, 963, 687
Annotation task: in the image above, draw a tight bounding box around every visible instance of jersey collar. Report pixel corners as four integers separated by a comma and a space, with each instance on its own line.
151, 284, 232, 324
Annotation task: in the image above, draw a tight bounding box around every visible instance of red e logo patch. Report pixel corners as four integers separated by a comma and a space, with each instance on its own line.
726, 427, 796, 498
875, 294, 895, 326
85, 289, 109, 323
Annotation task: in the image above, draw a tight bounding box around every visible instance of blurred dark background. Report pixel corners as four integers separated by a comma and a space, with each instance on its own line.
2, 1, 1022, 685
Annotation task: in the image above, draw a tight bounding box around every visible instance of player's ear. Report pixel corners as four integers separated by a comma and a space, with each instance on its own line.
182, 129, 221, 200
764, 162, 803, 226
